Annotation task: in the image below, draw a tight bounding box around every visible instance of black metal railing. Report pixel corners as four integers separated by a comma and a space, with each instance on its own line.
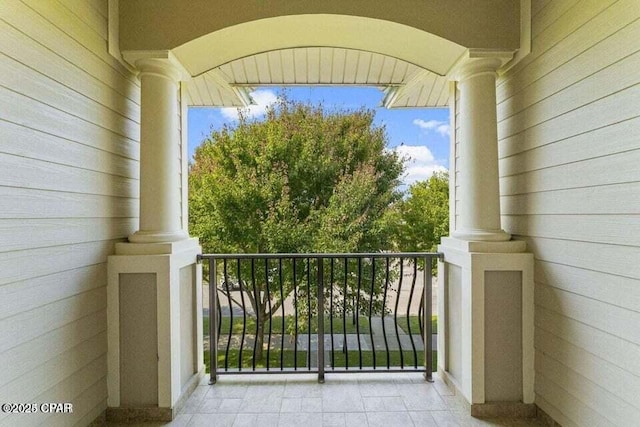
197, 252, 442, 383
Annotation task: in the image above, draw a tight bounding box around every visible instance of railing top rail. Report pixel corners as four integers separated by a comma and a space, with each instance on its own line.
198, 252, 443, 260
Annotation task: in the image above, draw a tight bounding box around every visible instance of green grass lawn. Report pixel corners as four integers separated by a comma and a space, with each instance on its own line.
206, 349, 309, 371
203, 315, 439, 374
204, 349, 437, 373
204, 315, 371, 335
203, 315, 437, 336
331, 350, 437, 371
395, 315, 438, 335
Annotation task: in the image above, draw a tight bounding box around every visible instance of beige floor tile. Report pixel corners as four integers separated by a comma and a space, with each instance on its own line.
206, 385, 249, 399
357, 380, 400, 397
344, 412, 369, 427
238, 394, 283, 413
362, 396, 407, 412
366, 411, 414, 427
408, 411, 439, 426
232, 413, 279, 427
283, 381, 323, 398
321, 412, 346, 427
322, 388, 364, 412
280, 397, 321, 413
279, 412, 324, 427
188, 413, 236, 427
431, 410, 461, 427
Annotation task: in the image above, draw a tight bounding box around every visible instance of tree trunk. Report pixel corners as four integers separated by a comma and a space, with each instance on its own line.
254, 314, 265, 362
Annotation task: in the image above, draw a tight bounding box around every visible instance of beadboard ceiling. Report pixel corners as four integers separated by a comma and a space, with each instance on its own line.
184, 47, 450, 108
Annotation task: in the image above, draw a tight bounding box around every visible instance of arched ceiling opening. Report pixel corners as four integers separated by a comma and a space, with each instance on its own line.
172, 15, 467, 78
118, 4, 521, 108
172, 14, 471, 108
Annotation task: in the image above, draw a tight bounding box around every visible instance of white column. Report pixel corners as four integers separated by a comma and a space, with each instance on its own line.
453, 57, 510, 242
107, 53, 203, 421
128, 55, 188, 243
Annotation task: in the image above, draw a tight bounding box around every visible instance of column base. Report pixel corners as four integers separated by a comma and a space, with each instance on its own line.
106, 368, 204, 423
438, 370, 536, 418
451, 228, 511, 242
437, 236, 534, 406
128, 229, 190, 244
471, 402, 537, 419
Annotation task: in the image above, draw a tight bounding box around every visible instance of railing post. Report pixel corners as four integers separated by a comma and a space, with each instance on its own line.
209, 258, 218, 384
423, 256, 433, 382
317, 257, 325, 383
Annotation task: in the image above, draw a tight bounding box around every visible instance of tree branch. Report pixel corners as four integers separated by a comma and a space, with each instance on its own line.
217, 288, 246, 310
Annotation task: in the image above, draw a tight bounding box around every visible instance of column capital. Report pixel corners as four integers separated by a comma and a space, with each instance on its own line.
122, 50, 191, 82
451, 49, 513, 82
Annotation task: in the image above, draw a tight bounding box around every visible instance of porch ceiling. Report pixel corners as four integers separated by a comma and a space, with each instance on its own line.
184, 47, 450, 109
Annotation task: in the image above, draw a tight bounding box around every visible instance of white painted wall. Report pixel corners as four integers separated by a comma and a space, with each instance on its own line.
0, 0, 139, 425
498, 1, 640, 425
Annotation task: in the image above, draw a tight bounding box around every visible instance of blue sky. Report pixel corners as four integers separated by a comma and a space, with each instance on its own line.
187, 87, 449, 186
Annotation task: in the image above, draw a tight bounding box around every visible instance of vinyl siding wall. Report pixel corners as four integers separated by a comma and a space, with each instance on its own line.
498, 1, 640, 425
0, 1, 140, 425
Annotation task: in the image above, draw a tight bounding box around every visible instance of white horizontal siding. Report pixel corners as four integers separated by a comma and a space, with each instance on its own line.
535, 371, 616, 427
0, 218, 137, 253
498, 18, 640, 124
537, 306, 640, 379
497, 0, 626, 100
55, 0, 107, 40
0, 87, 138, 160
0, 20, 140, 118
500, 182, 640, 215
0, 120, 139, 178
499, 115, 640, 178
536, 327, 640, 411
534, 260, 640, 313
0, 352, 107, 427
499, 1, 640, 425
0, 152, 138, 196
0, 1, 139, 425
0, 310, 107, 388
0, 187, 138, 219
0, 51, 140, 138
536, 284, 640, 345
503, 214, 640, 247
0, 0, 139, 101
537, 351, 640, 426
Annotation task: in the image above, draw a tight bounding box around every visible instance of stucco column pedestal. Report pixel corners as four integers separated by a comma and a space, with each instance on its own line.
437, 238, 534, 417
106, 51, 203, 422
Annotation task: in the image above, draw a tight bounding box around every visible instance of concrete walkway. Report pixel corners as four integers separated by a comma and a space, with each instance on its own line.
204, 315, 437, 356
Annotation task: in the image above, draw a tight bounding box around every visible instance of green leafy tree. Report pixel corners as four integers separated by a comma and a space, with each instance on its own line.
189, 95, 404, 359
397, 171, 449, 253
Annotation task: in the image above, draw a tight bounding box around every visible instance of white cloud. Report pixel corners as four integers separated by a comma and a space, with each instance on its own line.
436, 124, 450, 137
220, 89, 278, 121
393, 145, 447, 185
413, 118, 450, 137
413, 119, 440, 130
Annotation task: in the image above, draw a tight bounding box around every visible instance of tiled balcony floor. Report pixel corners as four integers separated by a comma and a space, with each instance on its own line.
108, 373, 544, 427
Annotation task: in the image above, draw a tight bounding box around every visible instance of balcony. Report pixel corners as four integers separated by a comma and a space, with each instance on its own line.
105, 253, 539, 426
3, 2, 637, 426
104, 251, 541, 426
